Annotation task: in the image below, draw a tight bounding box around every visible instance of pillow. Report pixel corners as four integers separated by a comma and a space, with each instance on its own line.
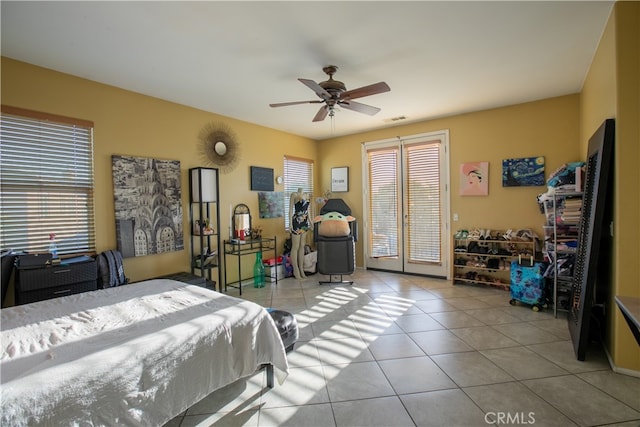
314, 211, 355, 237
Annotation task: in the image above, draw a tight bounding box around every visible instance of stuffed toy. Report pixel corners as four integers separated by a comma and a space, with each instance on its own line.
314, 211, 355, 237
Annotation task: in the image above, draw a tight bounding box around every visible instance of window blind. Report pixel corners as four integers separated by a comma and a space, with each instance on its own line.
283, 156, 314, 230
0, 107, 96, 255
405, 142, 441, 264
367, 147, 399, 258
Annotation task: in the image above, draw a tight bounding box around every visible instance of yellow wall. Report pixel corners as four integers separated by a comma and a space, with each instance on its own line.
1, 57, 317, 284
318, 95, 581, 267
0, 58, 581, 281
580, 7, 617, 155
613, 1, 640, 373
580, 2, 640, 373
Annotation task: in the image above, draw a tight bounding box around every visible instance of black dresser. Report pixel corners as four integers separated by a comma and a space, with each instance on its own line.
15, 257, 98, 305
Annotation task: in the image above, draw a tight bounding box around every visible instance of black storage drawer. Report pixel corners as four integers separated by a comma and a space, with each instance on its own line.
16, 280, 97, 305
17, 261, 97, 292
15, 259, 98, 305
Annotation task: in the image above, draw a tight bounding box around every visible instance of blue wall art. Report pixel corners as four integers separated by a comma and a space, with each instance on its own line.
502, 156, 545, 187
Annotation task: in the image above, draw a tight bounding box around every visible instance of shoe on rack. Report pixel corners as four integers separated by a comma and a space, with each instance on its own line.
455, 229, 469, 239
516, 229, 534, 241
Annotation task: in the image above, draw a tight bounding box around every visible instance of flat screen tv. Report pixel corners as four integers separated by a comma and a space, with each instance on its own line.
569, 118, 615, 361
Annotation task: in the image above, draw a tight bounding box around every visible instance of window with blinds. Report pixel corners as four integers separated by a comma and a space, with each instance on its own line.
0, 106, 96, 255
283, 156, 314, 230
366, 141, 442, 263
367, 148, 399, 258
405, 142, 441, 264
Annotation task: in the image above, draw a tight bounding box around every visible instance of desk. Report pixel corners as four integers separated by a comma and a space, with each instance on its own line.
615, 296, 640, 346
223, 237, 277, 295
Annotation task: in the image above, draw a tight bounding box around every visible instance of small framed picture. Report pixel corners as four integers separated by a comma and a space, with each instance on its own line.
460, 162, 489, 196
250, 166, 274, 191
331, 167, 349, 192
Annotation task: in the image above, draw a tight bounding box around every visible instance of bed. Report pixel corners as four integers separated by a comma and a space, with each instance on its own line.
1, 279, 289, 426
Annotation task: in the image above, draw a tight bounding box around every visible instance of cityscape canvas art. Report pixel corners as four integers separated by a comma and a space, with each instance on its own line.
112, 155, 183, 257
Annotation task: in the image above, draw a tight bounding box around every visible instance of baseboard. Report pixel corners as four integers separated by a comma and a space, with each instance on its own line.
603, 343, 640, 378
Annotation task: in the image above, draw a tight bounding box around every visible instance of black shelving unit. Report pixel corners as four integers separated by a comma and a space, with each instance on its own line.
189, 167, 221, 291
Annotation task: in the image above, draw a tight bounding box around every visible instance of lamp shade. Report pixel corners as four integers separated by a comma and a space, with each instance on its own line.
191, 167, 217, 202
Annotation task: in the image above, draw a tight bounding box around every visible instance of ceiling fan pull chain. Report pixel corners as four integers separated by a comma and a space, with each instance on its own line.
331, 111, 336, 136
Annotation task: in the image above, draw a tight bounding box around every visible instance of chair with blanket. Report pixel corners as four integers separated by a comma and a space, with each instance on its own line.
313, 199, 357, 285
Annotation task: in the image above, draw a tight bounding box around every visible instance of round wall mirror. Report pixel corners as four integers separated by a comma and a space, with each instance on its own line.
198, 122, 241, 174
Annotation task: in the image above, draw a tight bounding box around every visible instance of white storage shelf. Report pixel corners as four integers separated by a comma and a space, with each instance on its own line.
541, 191, 583, 317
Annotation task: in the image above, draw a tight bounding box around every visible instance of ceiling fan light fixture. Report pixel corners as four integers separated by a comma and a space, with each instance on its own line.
319, 65, 346, 94
270, 65, 390, 123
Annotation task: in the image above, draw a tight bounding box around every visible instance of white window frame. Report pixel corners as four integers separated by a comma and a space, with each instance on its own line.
283, 156, 314, 230
0, 106, 96, 256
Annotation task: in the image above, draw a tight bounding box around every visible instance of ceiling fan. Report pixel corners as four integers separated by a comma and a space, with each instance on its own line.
269, 65, 390, 122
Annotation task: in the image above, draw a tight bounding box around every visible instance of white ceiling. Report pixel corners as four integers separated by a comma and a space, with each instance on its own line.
1, 1, 613, 141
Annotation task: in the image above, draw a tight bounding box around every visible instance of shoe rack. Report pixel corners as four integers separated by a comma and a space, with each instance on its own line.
452, 229, 537, 291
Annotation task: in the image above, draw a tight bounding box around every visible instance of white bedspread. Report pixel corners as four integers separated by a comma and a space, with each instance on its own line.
1, 279, 289, 426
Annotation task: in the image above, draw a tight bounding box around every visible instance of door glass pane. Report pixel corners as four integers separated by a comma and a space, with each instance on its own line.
405, 142, 441, 264
367, 148, 398, 258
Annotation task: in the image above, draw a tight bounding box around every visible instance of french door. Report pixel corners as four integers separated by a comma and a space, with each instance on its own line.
362, 131, 450, 278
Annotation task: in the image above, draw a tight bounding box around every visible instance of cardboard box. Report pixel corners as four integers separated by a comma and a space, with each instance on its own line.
265, 265, 285, 282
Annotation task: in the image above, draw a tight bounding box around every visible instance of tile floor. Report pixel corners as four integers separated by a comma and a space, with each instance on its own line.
165, 269, 640, 427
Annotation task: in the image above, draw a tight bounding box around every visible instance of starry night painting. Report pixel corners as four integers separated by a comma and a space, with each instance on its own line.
502, 156, 545, 187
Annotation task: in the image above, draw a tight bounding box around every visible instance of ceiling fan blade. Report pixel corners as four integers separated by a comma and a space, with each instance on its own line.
299, 78, 332, 100
312, 106, 329, 122
339, 100, 381, 116
270, 100, 323, 107
341, 82, 390, 100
